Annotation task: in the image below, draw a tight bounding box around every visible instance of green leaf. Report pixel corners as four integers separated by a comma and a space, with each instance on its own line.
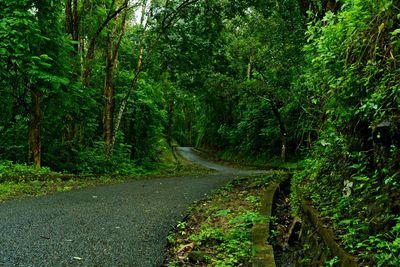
214, 209, 231, 217
392, 28, 400, 35
378, 23, 385, 33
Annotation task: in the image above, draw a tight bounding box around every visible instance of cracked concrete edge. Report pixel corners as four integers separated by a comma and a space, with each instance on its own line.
300, 200, 359, 267
252, 180, 280, 267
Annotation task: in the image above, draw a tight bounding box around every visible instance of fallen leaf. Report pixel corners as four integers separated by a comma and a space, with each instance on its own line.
177, 242, 195, 253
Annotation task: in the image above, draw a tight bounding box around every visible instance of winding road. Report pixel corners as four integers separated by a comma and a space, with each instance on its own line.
0, 148, 260, 267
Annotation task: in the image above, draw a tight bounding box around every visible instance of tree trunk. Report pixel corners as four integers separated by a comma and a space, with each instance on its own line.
247, 55, 253, 80
166, 98, 174, 146
65, 0, 73, 35
103, 33, 115, 155
65, 0, 79, 56
129, 119, 137, 160
111, 69, 141, 154
109, 0, 148, 154
254, 68, 288, 162
110, 0, 198, 153
271, 103, 287, 162
102, 11, 127, 155
64, 0, 80, 142
72, 0, 79, 45
28, 87, 42, 167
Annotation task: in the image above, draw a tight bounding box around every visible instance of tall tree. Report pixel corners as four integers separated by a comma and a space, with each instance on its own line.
103, 10, 128, 155
0, 0, 68, 167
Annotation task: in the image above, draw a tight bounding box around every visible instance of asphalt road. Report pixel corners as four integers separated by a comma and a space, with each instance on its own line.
177, 147, 266, 175
0, 148, 254, 267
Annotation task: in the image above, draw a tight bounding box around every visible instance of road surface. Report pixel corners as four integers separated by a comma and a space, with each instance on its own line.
0, 147, 259, 267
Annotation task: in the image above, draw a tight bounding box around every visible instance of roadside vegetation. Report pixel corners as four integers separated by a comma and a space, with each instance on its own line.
290, 1, 400, 265
166, 173, 284, 266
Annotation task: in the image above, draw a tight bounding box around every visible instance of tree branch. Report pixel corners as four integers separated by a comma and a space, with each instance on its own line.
161, 0, 200, 30
82, 0, 129, 85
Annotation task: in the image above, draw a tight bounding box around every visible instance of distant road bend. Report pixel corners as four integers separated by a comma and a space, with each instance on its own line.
0, 147, 262, 267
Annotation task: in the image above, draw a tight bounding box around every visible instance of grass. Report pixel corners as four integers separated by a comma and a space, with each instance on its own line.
165, 172, 287, 266
0, 177, 111, 202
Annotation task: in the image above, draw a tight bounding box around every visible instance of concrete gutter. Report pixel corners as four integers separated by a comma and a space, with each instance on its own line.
252, 182, 279, 267
301, 200, 359, 266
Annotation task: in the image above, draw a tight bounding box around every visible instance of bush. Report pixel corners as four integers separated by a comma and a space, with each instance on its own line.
75, 141, 144, 175
0, 161, 55, 182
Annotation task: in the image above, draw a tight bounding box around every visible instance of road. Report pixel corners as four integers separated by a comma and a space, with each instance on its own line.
0, 147, 257, 267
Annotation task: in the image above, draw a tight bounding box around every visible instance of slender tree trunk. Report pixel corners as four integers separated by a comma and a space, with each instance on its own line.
102, 11, 127, 155
254, 68, 288, 161
65, 0, 79, 56
28, 87, 42, 167
110, 0, 198, 154
271, 103, 287, 162
72, 0, 79, 46
129, 119, 137, 159
64, 0, 80, 142
110, 0, 148, 154
247, 55, 253, 80
80, 36, 85, 72
65, 0, 73, 35
166, 98, 174, 146
103, 33, 115, 154
111, 68, 141, 154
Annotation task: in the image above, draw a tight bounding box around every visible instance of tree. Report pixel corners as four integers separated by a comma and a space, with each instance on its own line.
0, 0, 68, 167
103, 9, 128, 155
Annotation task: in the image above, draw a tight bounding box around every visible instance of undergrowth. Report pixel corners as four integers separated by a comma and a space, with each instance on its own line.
166, 172, 285, 266
290, 1, 400, 265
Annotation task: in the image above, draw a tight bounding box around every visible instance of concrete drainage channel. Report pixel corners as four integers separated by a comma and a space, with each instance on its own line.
252, 174, 359, 267
252, 179, 281, 267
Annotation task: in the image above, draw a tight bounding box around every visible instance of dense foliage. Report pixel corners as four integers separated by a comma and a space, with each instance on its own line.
1, 0, 399, 264
292, 1, 400, 265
